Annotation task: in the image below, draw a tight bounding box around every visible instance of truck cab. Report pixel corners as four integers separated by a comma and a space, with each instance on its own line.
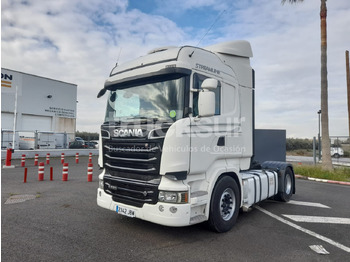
97, 41, 295, 232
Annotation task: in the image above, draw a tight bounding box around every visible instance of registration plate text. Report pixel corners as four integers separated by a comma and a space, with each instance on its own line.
116, 205, 135, 218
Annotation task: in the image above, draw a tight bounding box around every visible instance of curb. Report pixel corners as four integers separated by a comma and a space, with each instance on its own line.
295, 174, 350, 186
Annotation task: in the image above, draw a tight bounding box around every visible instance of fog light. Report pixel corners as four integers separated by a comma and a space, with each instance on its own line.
159, 205, 164, 212
169, 206, 177, 213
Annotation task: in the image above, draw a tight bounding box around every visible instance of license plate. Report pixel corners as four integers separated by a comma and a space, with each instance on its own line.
116, 205, 135, 218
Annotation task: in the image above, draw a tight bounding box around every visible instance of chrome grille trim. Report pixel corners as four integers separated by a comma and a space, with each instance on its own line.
105, 163, 156, 172
105, 154, 157, 162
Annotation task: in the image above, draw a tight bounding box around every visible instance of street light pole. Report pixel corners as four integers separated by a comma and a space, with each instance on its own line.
318, 110, 321, 161
346, 50, 350, 136
12, 85, 18, 150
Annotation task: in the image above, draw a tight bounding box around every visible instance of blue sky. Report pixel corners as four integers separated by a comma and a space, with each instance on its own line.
127, 0, 222, 29
2, 0, 350, 138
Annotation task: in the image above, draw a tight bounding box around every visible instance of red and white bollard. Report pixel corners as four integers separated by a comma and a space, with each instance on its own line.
87, 163, 93, 182
62, 163, 69, 181
5, 148, 13, 166
89, 152, 92, 163
61, 153, 65, 164
3, 148, 14, 168
38, 162, 45, 181
46, 153, 50, 165
75, 153, 79, 164
34, 154, 39, 166
21, 154, 26, 167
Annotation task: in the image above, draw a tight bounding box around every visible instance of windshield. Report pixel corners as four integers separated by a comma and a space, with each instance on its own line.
104, 75, 186, 123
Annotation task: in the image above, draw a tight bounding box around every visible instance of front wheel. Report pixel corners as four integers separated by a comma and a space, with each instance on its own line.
208, 176, 240, 233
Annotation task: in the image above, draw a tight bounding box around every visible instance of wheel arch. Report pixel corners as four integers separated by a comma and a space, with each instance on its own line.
220, 172, 242, 199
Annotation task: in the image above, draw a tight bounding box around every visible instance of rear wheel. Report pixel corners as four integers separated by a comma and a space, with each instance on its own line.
276, 167, 293, 202
208, 176, 240, 233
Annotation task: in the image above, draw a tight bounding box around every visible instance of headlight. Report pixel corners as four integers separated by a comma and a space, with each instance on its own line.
99, 179, 104, 189
158, 191, 188, 204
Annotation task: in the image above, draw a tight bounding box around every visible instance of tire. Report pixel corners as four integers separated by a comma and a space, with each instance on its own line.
208, 176, 240, 233
276, 167, 293, 202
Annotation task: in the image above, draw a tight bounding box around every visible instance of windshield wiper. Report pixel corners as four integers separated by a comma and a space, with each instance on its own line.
103, 120, 122, 125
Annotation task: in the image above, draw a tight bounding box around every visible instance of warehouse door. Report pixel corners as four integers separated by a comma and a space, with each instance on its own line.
22, 114, 52, 131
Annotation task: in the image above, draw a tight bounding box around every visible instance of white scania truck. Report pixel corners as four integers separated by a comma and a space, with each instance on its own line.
96, 40, 295, 232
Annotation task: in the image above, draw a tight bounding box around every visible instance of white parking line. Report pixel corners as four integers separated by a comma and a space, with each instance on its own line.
283, 215, 350, 225
255, 206, 350, 253
287, 200, 330, 209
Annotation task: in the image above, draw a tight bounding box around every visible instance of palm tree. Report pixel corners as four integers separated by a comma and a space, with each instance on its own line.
319, 0, 333, 170
282, 0, 333, 170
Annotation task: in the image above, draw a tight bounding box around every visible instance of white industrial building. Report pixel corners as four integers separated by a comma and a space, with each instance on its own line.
1, 68, 77, 149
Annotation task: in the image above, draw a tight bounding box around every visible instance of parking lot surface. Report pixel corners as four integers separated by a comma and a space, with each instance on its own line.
2, 156, 350, 261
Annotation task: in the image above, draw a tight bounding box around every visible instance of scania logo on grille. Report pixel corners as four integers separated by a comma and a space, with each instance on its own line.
113, 129, 143, 137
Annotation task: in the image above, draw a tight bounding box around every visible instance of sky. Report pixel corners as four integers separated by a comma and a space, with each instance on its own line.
1, 0, 349, 138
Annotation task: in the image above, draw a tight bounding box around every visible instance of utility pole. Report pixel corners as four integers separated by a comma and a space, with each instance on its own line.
346, 50, 350, 136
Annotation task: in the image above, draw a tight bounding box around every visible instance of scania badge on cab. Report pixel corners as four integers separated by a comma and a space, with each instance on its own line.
96, 40, 295, 232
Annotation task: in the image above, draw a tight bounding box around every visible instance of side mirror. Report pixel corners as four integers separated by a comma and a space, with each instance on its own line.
201, 78, 218, 90
197, 78, 218, 117
198, 90, 215, 117
97, 88, 107, 98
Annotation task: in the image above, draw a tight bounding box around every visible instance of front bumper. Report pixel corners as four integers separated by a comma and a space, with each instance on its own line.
97, 188, 192, 227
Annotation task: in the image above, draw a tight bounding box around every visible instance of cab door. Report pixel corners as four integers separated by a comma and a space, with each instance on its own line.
189, 74, 226, 177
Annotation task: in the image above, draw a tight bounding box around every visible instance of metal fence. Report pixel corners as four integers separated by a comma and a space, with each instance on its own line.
1, 129, 74, 150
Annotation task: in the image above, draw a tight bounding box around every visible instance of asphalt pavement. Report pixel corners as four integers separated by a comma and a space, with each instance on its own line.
2, 156, 350, 262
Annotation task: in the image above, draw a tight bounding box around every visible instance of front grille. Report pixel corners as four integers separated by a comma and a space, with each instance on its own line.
103, 141, 161, 175
104, 175, 159, 208
102, 139, 163, 207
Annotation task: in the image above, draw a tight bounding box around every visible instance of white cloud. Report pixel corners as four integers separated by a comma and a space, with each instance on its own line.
1, 0, 188, 132
1, 0, 349, 137
206, 0, 350, 138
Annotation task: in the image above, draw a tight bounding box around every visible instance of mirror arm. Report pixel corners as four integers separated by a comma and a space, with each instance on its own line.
193, 116, 201, 122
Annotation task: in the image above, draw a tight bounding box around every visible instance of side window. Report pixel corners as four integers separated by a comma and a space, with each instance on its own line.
193, 73, 221, 116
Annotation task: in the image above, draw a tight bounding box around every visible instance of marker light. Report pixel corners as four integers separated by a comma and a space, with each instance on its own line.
99, 179, 104, 189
